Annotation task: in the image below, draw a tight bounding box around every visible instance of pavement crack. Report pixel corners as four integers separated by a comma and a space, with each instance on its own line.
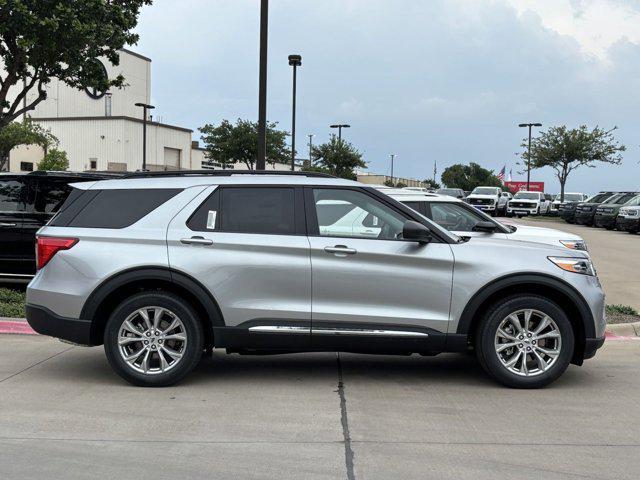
0, 346, 74, 383
336, 352, 356, 480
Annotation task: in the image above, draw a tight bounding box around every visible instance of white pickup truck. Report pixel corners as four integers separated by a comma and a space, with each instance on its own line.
465, 186, 509, 216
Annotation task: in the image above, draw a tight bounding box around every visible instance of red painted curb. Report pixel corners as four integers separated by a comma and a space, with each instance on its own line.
0, 320, 37, 335
605, 330, 640, 341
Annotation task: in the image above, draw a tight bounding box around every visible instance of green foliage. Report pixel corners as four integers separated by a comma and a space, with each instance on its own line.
0, 120, 58, 170
37, 148, 69, 171
199, 119, 290, 170
306, 135, 366, 180
395, 182, 408, 188
423, 179, 441, 190
524, 125, 625, 201
0, 0, 151, 128
0, 288, 26, 318
441, 162, 502, 191
606, 304, 639, 316
383, 179, 395, 187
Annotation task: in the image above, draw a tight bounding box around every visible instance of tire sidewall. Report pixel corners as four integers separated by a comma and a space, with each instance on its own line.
104, 292, 203, 387
478, 295, 575, 388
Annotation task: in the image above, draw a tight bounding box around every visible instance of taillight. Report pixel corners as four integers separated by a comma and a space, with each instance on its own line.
36, 237, 78, 270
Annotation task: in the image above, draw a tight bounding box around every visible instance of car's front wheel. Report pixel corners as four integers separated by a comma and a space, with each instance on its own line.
104, 292, 204, 387
475, 295, 574, 388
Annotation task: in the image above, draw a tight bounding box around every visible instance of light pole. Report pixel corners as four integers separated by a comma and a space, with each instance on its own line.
288, 54, 302, 171
518, 122, 542, 191
330, 124, 350, 142
135, 102, 155, 171
390, 154, 396, 185
307, 134, 314, 163
257, 0, 269, 170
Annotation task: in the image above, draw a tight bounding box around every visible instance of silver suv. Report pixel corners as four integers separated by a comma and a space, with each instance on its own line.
26, 172, 606, 388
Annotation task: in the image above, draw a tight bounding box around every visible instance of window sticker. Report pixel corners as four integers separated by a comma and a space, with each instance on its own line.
206, 210, 217, 230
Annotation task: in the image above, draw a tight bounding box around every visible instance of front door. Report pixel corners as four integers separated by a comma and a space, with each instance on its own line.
0, 176, 28, 277
167, 185, 311, 349
306, 187, 454, 349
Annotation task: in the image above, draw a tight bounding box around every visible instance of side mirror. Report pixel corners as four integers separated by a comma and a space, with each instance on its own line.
403, 221, 432, 244
472, 221, 498, 233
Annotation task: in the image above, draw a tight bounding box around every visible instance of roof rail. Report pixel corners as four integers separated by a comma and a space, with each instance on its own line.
122, 170, 335, 179
27, 171, 125, 177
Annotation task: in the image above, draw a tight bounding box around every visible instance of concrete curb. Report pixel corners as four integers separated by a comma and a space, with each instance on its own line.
606, 321, 640, 337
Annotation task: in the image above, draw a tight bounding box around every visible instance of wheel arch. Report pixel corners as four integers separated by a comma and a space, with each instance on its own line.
81, 267, 224, 346
456, 273, 595, 365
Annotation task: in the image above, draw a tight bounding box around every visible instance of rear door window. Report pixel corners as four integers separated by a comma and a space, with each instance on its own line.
220, 187, 296, 235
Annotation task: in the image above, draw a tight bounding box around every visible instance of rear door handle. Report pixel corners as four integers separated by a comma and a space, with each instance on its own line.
324, 245, 357, 256
180, 236, 213, 246
0, 223, 17, 227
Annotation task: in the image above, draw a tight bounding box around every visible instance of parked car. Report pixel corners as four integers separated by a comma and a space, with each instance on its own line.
465, 186, 508, 216
576, 192, 628, 226
382, 189, 588, 251
563, 192, 614, 224
552, 193, 589, 217
616, 195, 640, 233
26, 171, 605, 389
593, 192, 639, 229
0, 171, 119, 283
507, 191, 550, 217
437, 187, 465, 199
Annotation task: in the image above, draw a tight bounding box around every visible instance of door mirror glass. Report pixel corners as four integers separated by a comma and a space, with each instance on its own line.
472, 221, 498, 233
402, 221, 432, 244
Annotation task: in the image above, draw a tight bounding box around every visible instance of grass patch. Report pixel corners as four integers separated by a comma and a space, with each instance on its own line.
0, 288, 26, 318
606, 304, 639, 316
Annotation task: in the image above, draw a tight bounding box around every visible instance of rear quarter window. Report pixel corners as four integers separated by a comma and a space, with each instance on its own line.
50, 189, 181, 228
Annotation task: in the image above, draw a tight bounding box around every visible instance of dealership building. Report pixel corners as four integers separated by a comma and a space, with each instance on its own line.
6, 49, 294, 173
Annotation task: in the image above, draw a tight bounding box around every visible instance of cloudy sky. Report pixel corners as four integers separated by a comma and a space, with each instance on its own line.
133, 0, 640, 193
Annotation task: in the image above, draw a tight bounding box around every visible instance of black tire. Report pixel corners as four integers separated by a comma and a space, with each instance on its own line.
104, 291, 204, 387
475, 295, 574, 388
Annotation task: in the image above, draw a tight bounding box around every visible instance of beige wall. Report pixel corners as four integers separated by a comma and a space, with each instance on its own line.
357, 174, 426, 188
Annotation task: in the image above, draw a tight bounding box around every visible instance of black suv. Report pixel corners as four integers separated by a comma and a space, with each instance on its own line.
0, 171, 118, 282
572, 192, 618, 226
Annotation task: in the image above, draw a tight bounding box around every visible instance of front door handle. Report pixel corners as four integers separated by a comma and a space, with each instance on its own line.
0, 223, 17, 227
180, 236, 213, 246
324, 245, 357, 256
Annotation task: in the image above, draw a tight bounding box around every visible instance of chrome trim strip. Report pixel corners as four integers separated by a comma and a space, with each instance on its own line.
248, 326, 311, 334
312, 328, 429, 337
0, 273, 34, 278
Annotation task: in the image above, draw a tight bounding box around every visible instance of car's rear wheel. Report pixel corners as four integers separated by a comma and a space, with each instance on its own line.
104, 292, 204, 387
475, 295, 574, 388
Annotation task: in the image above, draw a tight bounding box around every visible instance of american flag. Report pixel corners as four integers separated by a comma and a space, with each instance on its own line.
498, 165, 506, 184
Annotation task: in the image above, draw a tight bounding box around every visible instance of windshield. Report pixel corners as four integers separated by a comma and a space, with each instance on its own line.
611, 193, 637, 204
623, 195, 640, 207
586, 193, 612, 203
563, 194, 583, 202
438, 188, 462, 197
513, 192, 539, 200
471, 187, 498, 195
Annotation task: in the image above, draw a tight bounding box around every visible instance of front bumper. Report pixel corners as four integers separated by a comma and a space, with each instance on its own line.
26, 304, 93, 345
507, 206, 538, 215
616, 216, 640, 232
593, 214, 617, 229
561, 209, 576, 222
575, 211, 595, 225
469, 204, 496, 212
583, 336, 606, 360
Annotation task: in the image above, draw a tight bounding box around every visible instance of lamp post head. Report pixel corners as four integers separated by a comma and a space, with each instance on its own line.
288, 54, 302, 67
330, 124, 350, 129
518, 122, 542, 128
135, 103, 155, 110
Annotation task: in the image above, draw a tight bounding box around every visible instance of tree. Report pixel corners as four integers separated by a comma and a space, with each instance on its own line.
0, 0, 151, 129
423, 179, 441, 190
440, 162, 502, 191
37, 148, 68, 171
306, 135, 366, 180
199, 119, 290, 170
524, 125, 625, 201
0, 120, 57, 170
395, 182, 407, 188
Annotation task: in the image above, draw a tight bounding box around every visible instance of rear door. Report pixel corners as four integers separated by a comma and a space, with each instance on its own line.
167, 185, 312, 349
0, 176, 29, 277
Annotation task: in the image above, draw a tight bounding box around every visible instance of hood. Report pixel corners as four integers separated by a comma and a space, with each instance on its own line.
462, 235, 586, 257
505, 224, 581, 241
467, 193, 498, 199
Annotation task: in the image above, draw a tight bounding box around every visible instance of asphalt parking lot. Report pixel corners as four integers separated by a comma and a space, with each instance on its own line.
1, 334, 639, 480
510, 217, 640, 310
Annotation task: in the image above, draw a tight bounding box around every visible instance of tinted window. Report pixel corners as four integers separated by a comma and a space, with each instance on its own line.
221, 187, 295, 235
471, 187, 498, 195
614, 193, 637, 204
33, 179, 73, 213
0, 178, 27, 212
401, 201, 425, 215
514, 192, 540, 200
429, 202, 486, 232
66, 189, 181, 229
312, 189, 407, 240
187, 190, 220, 231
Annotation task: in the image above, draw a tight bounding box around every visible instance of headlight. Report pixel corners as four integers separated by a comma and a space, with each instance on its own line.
559, 240, 588, 251
548, 256, 596, 276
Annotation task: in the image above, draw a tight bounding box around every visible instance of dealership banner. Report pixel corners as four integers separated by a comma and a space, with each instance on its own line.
505, 181, 545, 193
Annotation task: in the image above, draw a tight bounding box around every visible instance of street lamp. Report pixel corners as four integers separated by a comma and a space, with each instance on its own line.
389, 154, 396, 185
518, 122, 542, 191
288, 54, 302, 171
307, 134, 315, 163
135, 102, 155, 171
330, 124, 350, 141
257, 0, 269, 170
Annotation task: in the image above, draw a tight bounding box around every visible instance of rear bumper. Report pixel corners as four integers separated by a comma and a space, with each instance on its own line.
26, 304, 93, 345
583, 336, 605, 360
